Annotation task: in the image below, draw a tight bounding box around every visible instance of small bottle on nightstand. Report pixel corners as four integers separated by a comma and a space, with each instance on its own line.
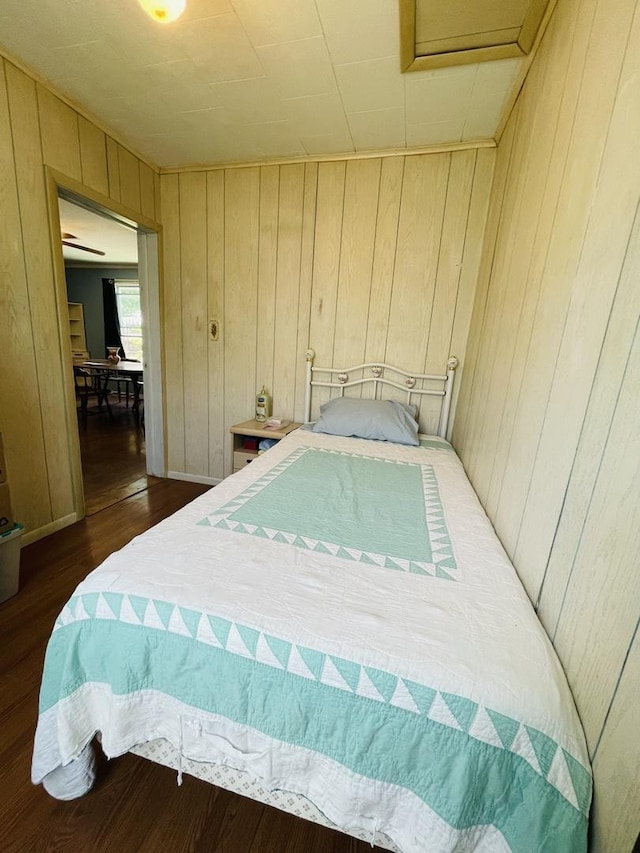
255, 386, 271, 422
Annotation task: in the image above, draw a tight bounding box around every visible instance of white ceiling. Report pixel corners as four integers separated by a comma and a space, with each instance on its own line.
0, 0, 522, 169
60, 198, 139, 265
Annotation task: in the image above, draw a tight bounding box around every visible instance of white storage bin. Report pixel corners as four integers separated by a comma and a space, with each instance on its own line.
0, 523, 23, 604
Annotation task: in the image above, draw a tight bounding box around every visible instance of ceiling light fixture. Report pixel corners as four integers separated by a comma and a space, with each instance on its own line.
138, 0, 186, 24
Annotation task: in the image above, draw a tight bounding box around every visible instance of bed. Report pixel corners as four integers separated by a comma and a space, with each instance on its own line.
32, 351, 591, 852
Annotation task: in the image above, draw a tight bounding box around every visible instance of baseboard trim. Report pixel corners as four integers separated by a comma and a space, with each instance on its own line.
167, 471, 221, 486
21, 513, 78, 546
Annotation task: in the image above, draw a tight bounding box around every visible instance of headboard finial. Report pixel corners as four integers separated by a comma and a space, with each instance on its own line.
305, 349, 315, 363
447, 356, 459, 371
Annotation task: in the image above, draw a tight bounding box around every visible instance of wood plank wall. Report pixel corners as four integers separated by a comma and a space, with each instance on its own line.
160, 149, 494, 480
0, 56, 160, 542
452, 0, 640, 848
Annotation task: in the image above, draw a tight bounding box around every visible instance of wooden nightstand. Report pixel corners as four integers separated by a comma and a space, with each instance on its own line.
229, 419, 302, 474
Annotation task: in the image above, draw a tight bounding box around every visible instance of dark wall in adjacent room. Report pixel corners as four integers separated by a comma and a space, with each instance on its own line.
65, 267, 138, 358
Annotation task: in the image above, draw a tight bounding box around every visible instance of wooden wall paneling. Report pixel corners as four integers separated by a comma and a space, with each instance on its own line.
550, 319, 640, 750
139, 161, 156, 221
36, 85, 81, 181
538, 203, 640, 636
153, 171, 161, 223
363, 157, 404, 365
451, 114, 517, 461
454, 113, 527, 486
255, 165, 279, 399
459, 0, 583, 481
419, 149, 476, 431
5, 63, 74, 521
488, 0, 620, 560
591, 629, 640, 853
494, 0, 637, 590
425, 149, 476, 377
160, 174, 185, 474
308, 161, 346, 415
385, 154, 449, 371
118, 144, 142, 214
0, 61, 52, 532
206, 170, 226, 480
179, 172, 209, 476
470, 25, 559, 507
77, 116, 109, 197
513, 0, 640, 598
106, 137, 121, 203
332, 158, 382, 386
223, 168, 260, 475
482, 0, 581, 522
385, 154, 450, 434
446, 147, 495, 431
272, 164, 305, 420
293, 162, 318, 423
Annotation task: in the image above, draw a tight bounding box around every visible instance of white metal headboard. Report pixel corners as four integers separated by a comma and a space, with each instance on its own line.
304, 349, 459, 439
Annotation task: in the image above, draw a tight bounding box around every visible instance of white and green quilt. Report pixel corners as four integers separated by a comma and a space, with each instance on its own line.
32, 429, 590, 852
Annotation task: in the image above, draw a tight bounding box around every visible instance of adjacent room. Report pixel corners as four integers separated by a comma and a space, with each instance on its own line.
61, 198, 147, 514
0, 0, 637, 851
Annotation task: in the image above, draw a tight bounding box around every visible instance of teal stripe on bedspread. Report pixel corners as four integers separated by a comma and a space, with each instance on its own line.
199, 446, 457, 577
40, 617, 588, 852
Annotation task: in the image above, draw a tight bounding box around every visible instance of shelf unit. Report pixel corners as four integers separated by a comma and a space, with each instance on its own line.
67, 302, 89, 361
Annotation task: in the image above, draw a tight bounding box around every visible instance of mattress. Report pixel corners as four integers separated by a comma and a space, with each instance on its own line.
32, 428, 591, 852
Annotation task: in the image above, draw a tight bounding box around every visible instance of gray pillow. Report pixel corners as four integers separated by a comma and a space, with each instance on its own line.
312, 397, 419, 446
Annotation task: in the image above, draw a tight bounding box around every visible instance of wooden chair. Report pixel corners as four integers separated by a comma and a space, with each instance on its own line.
110, 360, 141, 408
74, 367, 113, 429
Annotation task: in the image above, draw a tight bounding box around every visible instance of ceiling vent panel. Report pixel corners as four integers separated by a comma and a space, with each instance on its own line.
400, 0, 553, 71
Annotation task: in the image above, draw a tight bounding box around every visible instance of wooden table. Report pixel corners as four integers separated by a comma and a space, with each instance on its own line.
78, 360, 144, 419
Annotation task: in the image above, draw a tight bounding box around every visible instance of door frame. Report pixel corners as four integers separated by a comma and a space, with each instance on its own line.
45, 167, 165, 518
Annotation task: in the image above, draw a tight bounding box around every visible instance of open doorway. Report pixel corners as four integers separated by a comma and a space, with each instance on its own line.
60, 197, 147, 515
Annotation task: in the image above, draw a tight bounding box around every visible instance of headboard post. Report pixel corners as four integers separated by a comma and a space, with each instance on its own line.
304, 349, 314, 423
438, 356, 459, 439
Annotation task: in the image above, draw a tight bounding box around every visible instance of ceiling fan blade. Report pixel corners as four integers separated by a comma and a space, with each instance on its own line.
61, 232, 77, 239
62, 240, 106, 256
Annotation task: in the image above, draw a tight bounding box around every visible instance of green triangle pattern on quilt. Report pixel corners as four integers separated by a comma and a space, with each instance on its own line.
526, 726, 558, 778
264, 635, 292, 669
435, 567, 455, 580
297, 646, 326, 681
153, 599, 174, 629
179, 607, 202, 639
128, 595, 149, 624
403, 679, 437, 715
236, 624, 260, 657
60, 592, 588, 813
365, 667, 398, 702
329, 656, 362, 692
80, 592, 99, 619
563, 748, 592, 814
441, 692, 478, 733
207, 614, 232, 648
103, 592, 124, 619
486, 709, 520, 750
200, 457, 456, 580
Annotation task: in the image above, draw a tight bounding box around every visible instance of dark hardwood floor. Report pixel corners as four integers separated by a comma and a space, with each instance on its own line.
0, 461, 385, 850
77, 395, 147, 516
